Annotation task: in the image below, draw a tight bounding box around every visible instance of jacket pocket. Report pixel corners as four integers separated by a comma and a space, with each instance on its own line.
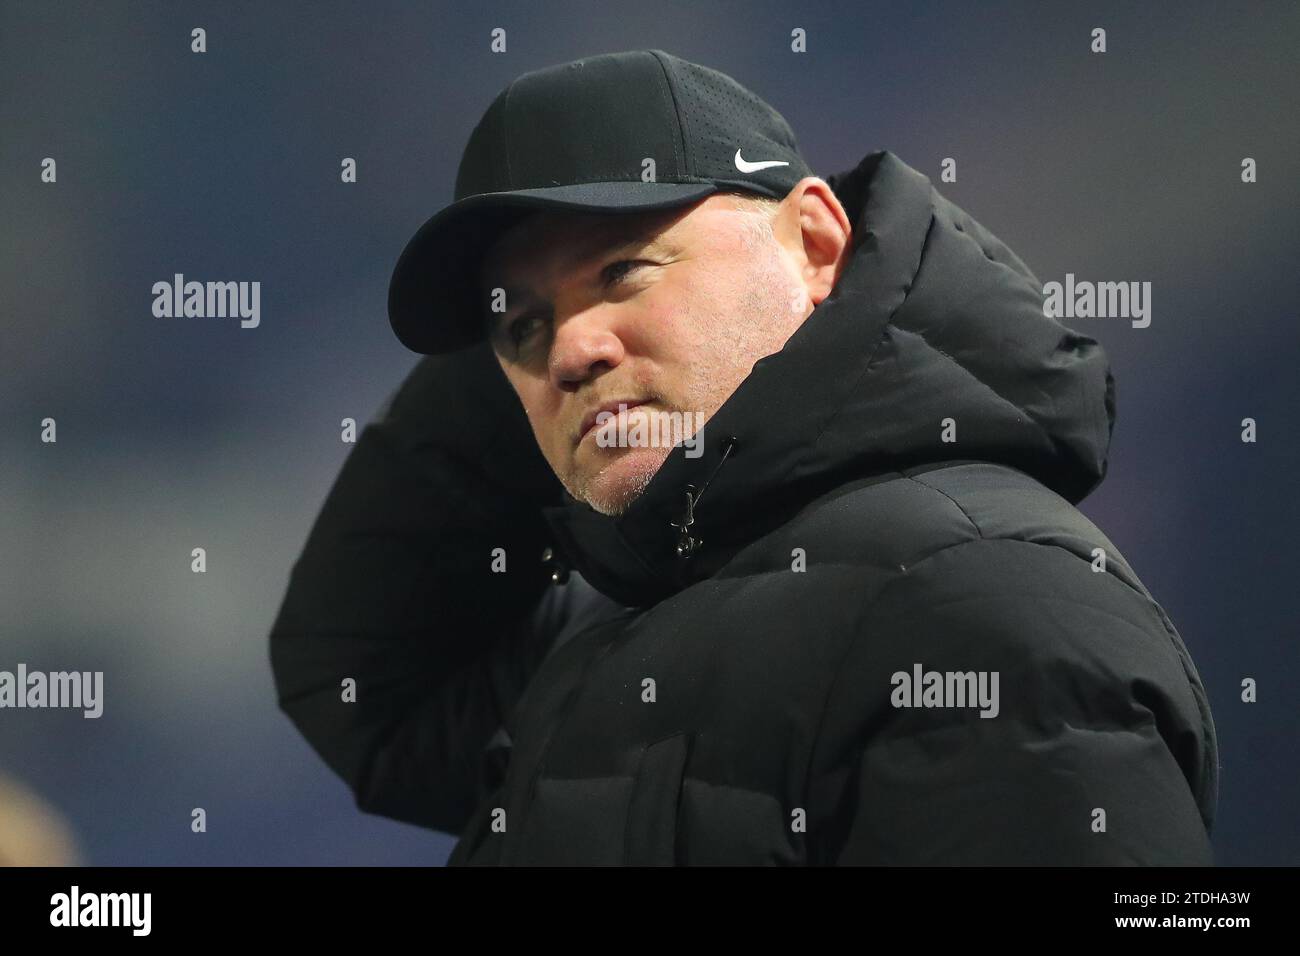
624, 731, 692, 866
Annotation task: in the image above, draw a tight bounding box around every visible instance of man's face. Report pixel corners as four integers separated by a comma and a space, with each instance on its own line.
479, 187, 846, 517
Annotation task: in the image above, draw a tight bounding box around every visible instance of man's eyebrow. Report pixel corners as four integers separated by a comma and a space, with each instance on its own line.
576, 217, 673, 265
483, 225, 674, 324
606, 230, 673, 258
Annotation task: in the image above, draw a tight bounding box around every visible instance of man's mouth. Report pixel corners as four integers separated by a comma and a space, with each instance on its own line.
576, 399, 650, 445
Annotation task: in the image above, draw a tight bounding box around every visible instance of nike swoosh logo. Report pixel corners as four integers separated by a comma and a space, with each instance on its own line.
734, 149, 790, 173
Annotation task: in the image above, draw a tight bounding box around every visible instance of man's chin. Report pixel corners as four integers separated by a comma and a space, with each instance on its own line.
574, 446, 672, 517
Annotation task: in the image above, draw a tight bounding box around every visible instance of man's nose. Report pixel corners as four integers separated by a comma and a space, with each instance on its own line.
548, 303, 626, 388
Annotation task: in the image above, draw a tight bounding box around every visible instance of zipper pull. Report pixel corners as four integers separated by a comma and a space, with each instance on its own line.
669, 436, 738, 560
540, 545, 570, 584
671, 487, 701, 558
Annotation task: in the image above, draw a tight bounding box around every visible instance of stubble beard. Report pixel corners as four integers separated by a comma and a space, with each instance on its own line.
567, 233, 802, 518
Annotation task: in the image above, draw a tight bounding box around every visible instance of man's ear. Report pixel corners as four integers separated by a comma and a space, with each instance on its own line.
778, 177, 852, 307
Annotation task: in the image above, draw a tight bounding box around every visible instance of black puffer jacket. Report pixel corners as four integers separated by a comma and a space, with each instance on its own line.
270, 150, 1219, 865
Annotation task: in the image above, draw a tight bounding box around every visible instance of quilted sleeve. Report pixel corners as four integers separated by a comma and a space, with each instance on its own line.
268, 343, 568, 835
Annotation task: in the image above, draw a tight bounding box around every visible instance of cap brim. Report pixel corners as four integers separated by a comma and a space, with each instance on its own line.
387, 181, 719, 355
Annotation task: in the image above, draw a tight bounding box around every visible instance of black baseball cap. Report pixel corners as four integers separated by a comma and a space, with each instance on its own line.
387, 49, 815, 355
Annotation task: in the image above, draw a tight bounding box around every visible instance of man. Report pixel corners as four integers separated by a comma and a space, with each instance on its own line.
269, 50, 1218, 865
475, 184, 848, 519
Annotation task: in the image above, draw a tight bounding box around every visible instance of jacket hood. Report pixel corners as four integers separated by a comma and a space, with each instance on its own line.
541, 150, 1116, 608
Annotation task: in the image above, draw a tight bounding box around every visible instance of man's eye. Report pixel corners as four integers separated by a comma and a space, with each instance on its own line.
502, 262, 647, 349
602, 260, 644, 287
507, 312, 546, 347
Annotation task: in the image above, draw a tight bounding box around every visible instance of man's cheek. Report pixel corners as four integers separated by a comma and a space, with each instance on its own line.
635, 295, 685, 346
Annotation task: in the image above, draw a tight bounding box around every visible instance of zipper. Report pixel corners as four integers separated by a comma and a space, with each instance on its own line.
669, 436, 738, 559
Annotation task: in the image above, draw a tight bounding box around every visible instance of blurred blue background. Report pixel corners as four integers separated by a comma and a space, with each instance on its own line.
0, 0, 1296, 865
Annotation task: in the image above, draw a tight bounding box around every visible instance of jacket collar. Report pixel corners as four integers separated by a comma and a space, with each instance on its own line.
541, 150, 1114, 608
